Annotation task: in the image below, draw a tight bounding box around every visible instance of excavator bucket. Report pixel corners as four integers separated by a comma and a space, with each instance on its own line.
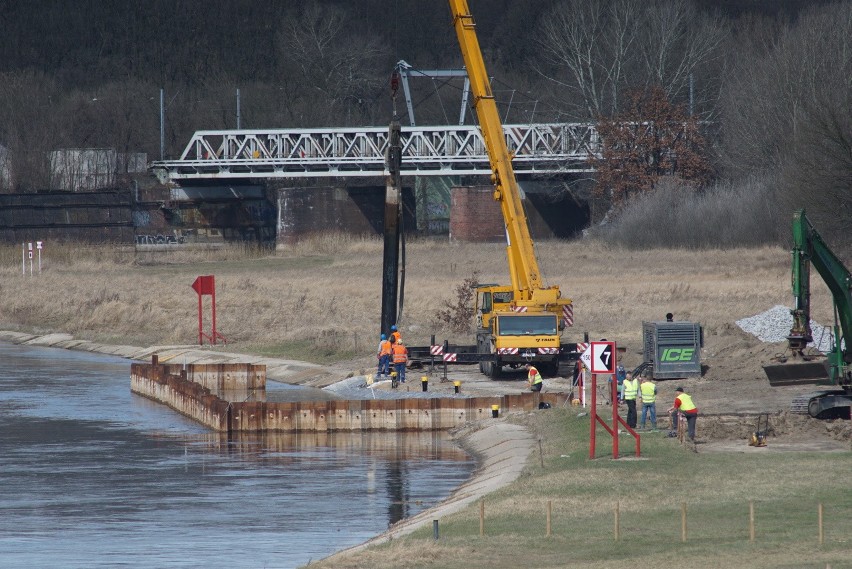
763, 360, 829, 387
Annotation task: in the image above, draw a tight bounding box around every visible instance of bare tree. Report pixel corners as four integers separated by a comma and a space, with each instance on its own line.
0, 71, 64, 191
536, 0, 641, 118
635, 0, 728, 109
535, 0, 727, 119
276, 1, 389, 127
719, 2, 851, 237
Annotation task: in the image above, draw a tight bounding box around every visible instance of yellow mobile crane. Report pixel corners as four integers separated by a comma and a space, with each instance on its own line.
449, 0, 576, 377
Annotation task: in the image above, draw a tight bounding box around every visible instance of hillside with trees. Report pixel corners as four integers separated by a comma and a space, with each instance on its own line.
0, 0, 848, 245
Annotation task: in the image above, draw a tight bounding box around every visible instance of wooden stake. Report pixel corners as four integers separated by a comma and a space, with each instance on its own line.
480, 499, 485, 537
749, 500, 755, 542
681, 502, 688, 542
539, 439, 545, 468
546, 500, 552, 537
818, 502, 824, 545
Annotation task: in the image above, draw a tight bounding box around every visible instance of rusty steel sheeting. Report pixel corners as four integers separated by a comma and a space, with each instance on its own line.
131, 362, 567, 433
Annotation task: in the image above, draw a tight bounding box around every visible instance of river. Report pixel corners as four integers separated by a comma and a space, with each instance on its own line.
0, 343, 476, 568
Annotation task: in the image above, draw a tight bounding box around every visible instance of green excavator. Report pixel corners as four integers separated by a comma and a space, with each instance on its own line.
763, 209, 852, 419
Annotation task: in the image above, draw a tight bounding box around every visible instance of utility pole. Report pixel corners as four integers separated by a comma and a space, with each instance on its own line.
236, 88, 241, 129
159, 88, 165, 160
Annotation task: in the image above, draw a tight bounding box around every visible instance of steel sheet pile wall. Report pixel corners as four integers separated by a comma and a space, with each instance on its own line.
131, 360, 568, 433
164, 362, 266, 395
131, 363, 231, 431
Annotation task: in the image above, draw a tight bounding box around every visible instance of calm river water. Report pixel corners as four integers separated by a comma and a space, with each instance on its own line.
0, 343, 476, 568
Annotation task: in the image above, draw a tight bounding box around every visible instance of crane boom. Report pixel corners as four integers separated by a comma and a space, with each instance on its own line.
443, 0, 575, 379
448, 0, 542, 299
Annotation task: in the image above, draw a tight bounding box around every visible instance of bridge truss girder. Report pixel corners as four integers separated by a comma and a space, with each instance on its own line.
149, 123, 600, 181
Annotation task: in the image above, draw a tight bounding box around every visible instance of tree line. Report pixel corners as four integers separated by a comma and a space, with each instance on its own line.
0, 0, 848, 244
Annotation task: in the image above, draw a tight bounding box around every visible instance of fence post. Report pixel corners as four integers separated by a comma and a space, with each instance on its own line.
546, 500, 552, 537
818, 502, 824, 545
749, 500, 755, 542
681, 502, 688, 542
480, 499, 485, 537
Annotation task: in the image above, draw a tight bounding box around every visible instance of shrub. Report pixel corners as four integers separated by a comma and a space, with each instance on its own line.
435, 272, 479, 333
588, 176, 783, 248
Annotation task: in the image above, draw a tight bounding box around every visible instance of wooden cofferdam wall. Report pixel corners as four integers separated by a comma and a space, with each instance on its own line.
131, 361, 567, 433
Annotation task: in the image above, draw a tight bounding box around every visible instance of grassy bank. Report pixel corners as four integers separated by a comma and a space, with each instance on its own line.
310, 408, 852, 569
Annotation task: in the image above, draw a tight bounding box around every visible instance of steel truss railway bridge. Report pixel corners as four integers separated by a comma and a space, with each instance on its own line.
149, 123, 601, 182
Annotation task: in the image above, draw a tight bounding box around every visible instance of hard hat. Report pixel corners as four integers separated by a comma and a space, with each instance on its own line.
381, 334, 387, 340
391, 325, 397, 331
675, 386, 684, 392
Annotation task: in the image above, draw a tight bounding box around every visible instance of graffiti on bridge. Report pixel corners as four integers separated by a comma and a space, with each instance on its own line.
136, 234, 185, 245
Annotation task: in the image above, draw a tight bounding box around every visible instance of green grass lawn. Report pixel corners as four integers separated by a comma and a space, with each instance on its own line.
312, 409, 852, 569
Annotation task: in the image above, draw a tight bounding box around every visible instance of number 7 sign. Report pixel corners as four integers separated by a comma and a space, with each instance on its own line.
590, 341, 616, 374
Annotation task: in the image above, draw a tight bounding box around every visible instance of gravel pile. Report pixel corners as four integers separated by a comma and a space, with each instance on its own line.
735, 304, 835, 352
324, 375, 469, 400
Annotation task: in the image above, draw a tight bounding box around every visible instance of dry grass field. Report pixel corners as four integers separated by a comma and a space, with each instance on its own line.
0, 236, 837, 396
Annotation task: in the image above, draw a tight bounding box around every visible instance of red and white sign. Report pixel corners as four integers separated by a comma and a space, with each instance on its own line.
562, 304, 574, 327
497, 347, 519, 355
442, 353, 457, 362
430, 345, 444, 355
511, 306, 527, 312
537, 347, 559, 355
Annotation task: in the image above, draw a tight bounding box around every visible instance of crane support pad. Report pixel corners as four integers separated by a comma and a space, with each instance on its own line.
763, 361, 828, 386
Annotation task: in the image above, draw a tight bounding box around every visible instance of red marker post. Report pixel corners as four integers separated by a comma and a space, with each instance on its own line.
586, 341, 640, 459
192, 275, 227, 345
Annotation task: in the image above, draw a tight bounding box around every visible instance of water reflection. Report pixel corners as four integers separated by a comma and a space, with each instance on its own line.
0, 343, 476, 568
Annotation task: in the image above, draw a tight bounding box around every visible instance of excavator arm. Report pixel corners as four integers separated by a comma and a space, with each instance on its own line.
765, 209, 852, 419
788, 209, 852, 382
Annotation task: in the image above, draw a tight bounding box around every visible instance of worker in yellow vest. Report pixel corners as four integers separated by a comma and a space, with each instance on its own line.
377, 334, 392, 378
622, 372, 639, 428
639, 374, 658, 430
667, 386, 698, 443
525, 363, 543, 392
392, 340, 408, 383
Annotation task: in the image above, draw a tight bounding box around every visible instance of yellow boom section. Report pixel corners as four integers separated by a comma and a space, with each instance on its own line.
448, 0, 543, 300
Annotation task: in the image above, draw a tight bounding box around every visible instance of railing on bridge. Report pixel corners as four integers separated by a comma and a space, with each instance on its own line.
149, 123, 600, 181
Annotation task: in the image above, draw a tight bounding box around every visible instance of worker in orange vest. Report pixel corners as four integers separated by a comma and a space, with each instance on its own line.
390, 324, 402, 344
392, 340, 408, 383
377, 333, 392, 378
